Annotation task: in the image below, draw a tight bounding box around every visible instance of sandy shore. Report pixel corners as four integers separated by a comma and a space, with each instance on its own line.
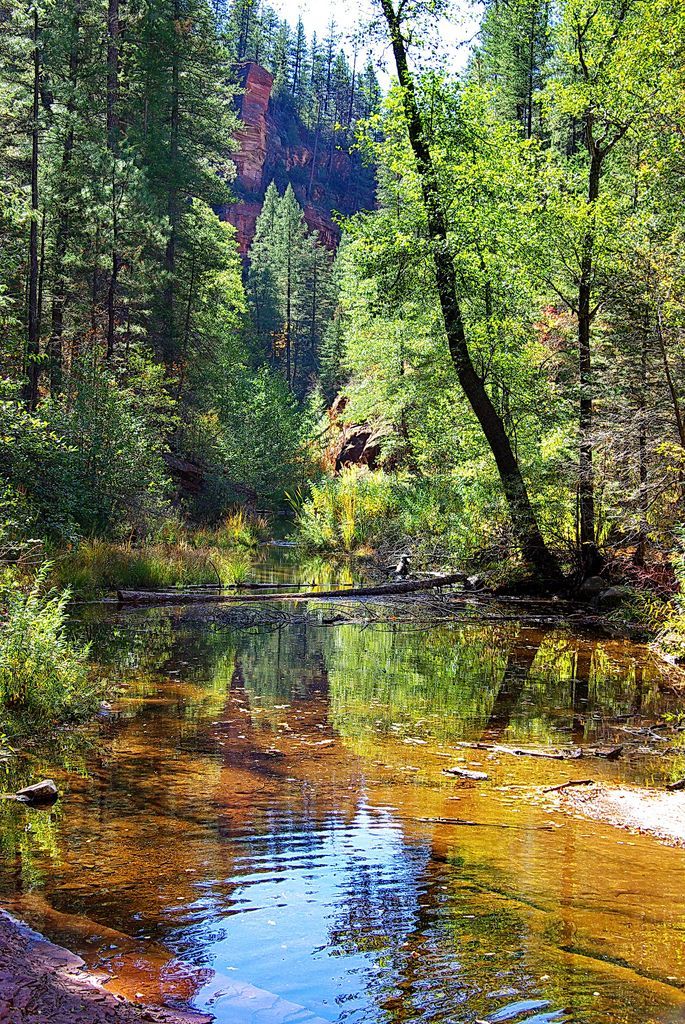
551, 783, 685, 847
0, 910, 212, 1024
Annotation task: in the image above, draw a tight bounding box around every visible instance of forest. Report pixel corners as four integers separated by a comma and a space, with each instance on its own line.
2, 2, 685, 1023
0, 0, 685, 693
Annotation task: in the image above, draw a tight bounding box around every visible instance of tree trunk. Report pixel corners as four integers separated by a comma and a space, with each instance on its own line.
285, 240, 292, 384
164, 0, 181, 362
106, 0, 120, 359
577, 140, 603, 575
48, 9, 80, 394
655, 302, 685, 449
307, 100, 321, 200
633, 322, 648, 567
24, 6, 41, 410
378, 0, 561, 582
526, 11, 535, 139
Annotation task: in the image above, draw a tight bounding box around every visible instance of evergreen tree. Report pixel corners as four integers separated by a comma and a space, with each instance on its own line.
247, 183, 333, 393
475, 0, 552, 138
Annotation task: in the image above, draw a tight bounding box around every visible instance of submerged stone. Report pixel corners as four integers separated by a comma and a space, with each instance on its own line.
14, 779, 59, 804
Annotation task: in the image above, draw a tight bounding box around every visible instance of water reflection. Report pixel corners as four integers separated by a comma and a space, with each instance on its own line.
1, 603, 684, 1024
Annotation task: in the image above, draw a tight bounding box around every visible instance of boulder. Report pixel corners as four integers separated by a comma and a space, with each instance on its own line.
578, 575, 605, 598
596, 586, 634, 611
15, 779, 59, 804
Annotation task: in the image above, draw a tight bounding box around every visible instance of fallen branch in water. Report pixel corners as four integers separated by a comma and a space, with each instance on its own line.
443, 766, 489, 780
411, 816, 557, 831
543, 779, 595, 793
454, 741, 582, 761
116, 573, 468, 606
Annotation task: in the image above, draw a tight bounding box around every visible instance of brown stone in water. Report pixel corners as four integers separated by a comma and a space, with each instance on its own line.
15, 779, 59, 804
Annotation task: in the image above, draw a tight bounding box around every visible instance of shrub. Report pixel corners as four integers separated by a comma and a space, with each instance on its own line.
0, 566, 99, 726
655, 529, 685, 662
294, 466, 508, 564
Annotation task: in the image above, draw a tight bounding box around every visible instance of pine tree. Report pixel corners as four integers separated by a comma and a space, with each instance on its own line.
247, 181, 282, 362
247, 183, 332, 392
475, 0, 552, 139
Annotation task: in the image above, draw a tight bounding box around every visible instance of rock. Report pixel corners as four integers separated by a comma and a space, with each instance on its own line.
335, 423, 386, 472
15, 779, 59, 804
578, 575, 605, 597
464, 574, 483, 591
220, 61, 376, 257
589, 744, 624, 760
443, 766, 489, 781
596, 585, 634, 610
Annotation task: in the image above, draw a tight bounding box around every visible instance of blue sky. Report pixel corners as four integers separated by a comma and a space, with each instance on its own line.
274, 0, 372, 40
272, 0, 477, 77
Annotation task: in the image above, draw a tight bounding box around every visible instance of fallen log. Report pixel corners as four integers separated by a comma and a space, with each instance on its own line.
411, 816, 556, 831
454, 741, 582, 760
116, 573, 468, 606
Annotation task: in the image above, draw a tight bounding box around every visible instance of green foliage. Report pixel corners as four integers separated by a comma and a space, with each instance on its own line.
52, 538, 263, 597
295, 467, 514, 566
248, 184, 336, 395
655, 532, 685, 661
0, 565, 99, 726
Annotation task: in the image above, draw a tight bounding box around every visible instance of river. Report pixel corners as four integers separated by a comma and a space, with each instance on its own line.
1, 549, 685, 1024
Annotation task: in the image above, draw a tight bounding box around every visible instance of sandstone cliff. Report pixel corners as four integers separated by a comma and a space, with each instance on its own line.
221, 62, 376, 256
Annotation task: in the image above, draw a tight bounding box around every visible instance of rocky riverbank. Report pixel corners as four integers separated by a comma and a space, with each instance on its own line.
0, 911, 212, 1024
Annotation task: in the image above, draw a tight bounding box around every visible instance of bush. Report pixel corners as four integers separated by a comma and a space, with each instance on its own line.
294, 466, 510, 564
655, 529, 685, 661
0, 566, 99, 726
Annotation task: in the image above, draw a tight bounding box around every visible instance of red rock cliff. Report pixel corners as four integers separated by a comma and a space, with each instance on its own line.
221, 61, 376, 257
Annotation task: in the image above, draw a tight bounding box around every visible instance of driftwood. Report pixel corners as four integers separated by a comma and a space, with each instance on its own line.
412, 816, 556, 832
454, 741, 582, 761
443, 766, 489, 781
589, 745, 624, 760
543, 779, 595, 794
116, 572, 468, 606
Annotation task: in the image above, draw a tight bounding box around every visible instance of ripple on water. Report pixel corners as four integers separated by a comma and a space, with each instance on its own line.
1, 598, 684, 1024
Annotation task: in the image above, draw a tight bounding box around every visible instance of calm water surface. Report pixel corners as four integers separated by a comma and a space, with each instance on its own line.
2, 552, 685, 1024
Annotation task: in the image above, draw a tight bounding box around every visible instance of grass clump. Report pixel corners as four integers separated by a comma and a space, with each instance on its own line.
0, 565, 100, 727
191, 509, 269, 550
52, 538, 260, 597
294, 466, 506, 565
295, 468, 398, 553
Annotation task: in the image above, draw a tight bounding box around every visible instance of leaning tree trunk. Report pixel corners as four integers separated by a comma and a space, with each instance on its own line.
378, 0, 561, 582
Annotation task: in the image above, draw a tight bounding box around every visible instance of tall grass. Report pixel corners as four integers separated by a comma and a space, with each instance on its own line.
294, 467, 503, 563
52, 539, 259, 597
156, 509, 269, 550
295, 468, 398, 553
0, 565, 100, 725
